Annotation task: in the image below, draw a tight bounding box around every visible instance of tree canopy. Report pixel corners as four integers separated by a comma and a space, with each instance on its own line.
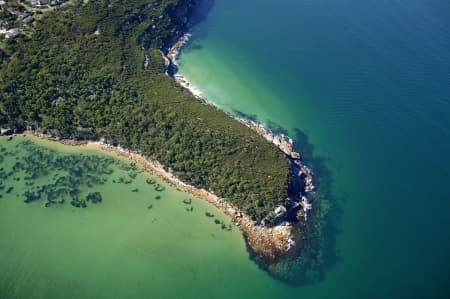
0, 0, 291, 224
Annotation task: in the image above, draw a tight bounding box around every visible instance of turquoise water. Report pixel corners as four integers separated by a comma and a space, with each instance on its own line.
1, 0, 450, 298
178, 0, 450, 297
0, 136, 286, 299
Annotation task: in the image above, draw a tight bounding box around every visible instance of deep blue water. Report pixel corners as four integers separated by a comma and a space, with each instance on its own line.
178, 0, 450, 297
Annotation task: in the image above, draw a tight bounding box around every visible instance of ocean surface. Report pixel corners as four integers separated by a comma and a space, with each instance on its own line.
177, 0, 450, 297
1, 0, 450, 298
0, 136, 264, 299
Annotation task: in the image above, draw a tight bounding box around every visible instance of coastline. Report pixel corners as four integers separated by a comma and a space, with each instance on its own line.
163, 33, 317, 261
2, 31, 317, 264
166, 34, 315, 200
23, 130, 295, 262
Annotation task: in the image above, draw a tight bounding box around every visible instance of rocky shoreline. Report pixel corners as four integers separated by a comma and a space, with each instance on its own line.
166, 34, 315, 200
164, 33, 317, 262
19, 130, 295, 262
1, 31, 317, 263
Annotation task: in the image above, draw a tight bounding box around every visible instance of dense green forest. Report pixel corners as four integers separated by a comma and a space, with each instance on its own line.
0, 0, 291, 224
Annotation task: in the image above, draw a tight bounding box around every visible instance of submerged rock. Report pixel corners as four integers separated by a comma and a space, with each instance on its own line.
86, 192, 102, 204
24, 191, 40, 203
155, 184, 165, 192
146, 178, 156, 185
70, 198, 81, 208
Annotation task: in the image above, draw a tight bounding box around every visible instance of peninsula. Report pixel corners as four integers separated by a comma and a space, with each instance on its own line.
0, 0, 317, 270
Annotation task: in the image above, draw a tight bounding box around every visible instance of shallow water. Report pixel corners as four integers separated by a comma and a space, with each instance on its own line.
2, 0, 450, 297
0, 135, 284, 299
177, 0, 450, 297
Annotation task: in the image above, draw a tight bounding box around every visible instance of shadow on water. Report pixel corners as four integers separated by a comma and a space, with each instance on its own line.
187, 0, 216, 43
263, 126, 343, 286
266, 120, 289, 136
178, 0, 344, 283
168, 0, 214, 75
189, 0, 215, 26
288, 128, 343, 286
233, 112, 343, 286
232, 109, 258, 123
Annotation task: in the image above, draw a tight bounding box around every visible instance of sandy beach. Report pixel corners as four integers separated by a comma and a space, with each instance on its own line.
24, 130, 295, 262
